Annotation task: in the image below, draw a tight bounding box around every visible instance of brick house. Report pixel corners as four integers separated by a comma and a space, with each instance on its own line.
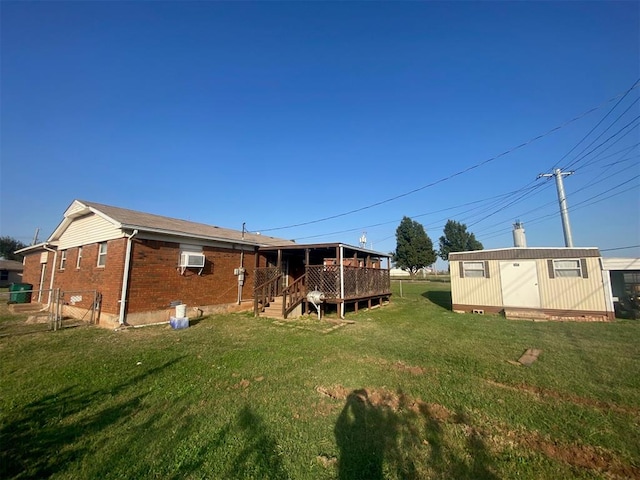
17, 200, 392, 327
17, 200, 295, 327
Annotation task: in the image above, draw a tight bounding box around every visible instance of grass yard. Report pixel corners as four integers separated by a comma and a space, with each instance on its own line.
1, 281, 639, 479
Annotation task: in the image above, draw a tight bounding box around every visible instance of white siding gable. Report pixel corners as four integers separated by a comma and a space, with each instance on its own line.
65, 200, 87, 216
57, 214, 124, 249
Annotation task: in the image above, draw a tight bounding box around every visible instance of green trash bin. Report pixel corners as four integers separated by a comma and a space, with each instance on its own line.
9, 283, 33, 304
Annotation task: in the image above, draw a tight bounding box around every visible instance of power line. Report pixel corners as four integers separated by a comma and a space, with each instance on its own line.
555, 78, 639, 170
293, 183, 543, 242
480, 179, 639, 242
256, 88, 634, 233
566, 114, 640, 171
600, 245, 640, 252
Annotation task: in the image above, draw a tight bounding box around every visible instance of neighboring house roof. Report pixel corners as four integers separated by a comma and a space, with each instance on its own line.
0, 259, 24, 271
46, 200, 296, 248
601, 257, 640, 271
449, 247, 601, 261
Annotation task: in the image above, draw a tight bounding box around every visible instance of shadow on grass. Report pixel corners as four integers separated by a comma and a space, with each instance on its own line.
422, 290, 453, 311
0, 356, 186, 479
335, 389, 497, 479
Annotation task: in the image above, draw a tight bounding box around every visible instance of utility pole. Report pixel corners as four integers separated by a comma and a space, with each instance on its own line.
538, 168, 574, 247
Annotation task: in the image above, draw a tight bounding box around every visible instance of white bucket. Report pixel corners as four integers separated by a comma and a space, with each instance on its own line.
175, 304, 187, 318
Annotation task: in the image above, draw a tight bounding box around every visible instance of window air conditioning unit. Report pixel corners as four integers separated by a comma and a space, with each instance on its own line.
180, 252, 206, 268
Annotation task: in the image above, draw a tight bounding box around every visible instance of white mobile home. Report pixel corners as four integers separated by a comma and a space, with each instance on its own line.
449, 247, 614, 321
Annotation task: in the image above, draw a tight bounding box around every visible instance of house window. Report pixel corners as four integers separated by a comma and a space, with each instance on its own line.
60, 250, 67, 270
76, 246, 83, 269
623, 272, 640, 284
552, 259, 581, 278
462, 261, 487, 278
97, 242, 107, 267
0, 271, 8, 281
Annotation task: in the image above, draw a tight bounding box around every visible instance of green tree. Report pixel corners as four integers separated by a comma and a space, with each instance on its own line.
393, 217, 436, 277
438, 220, 483, 261
0, 236, 27, 261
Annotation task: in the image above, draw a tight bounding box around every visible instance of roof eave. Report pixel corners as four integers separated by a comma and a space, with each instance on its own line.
121, 224, 261, 247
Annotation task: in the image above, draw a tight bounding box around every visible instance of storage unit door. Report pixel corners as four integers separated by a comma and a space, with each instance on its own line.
499, 261, 541, 308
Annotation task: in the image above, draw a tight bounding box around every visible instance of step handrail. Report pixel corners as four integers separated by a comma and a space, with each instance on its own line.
282, 274, 306, 318
253, 273, 283, 316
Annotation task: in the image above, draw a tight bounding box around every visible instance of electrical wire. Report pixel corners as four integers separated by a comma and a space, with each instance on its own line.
255, 88, 635, 233
600, 245, 640, 252
555, 78, 639, 170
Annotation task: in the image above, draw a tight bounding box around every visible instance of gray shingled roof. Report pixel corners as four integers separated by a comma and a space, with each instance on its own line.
0, 259, 24, 271
81, 200, 296, 247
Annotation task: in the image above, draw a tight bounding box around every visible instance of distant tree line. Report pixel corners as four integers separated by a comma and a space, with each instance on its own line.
0, 236, 27, 261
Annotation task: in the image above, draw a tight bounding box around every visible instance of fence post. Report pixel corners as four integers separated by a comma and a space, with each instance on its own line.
89, 290, 98, 325
57, 289, 63, 330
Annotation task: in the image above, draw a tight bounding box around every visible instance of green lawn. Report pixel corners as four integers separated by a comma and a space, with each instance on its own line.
1, 281, 639, 479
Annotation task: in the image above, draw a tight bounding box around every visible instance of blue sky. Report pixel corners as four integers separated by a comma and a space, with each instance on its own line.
2, 1, 639, 264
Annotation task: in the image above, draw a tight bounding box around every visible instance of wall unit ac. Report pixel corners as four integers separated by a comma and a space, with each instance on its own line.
179, 252, 205, 274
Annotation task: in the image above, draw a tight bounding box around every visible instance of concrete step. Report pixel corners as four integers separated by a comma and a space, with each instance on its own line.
8, 303, 48, 314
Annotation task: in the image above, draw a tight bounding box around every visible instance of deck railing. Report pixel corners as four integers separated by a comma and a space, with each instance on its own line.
253, 267, 282, 315
305, 265, 390, 300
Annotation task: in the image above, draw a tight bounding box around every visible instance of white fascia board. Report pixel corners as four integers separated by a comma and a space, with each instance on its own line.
15, 242, 52, 254
134, 230, 257, 251
86, 206, 123, 229
48, 200, 123, 242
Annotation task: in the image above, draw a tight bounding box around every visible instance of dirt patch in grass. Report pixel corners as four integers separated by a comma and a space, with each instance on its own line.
359, 356, 433, 376
317, 384, 637, 477
272, 318, 348, 334
392, 361, 426, 375
485, 379, 640, 416
316, 454, 338, 468
509, 429, 640, 479
316, 385, 451, 422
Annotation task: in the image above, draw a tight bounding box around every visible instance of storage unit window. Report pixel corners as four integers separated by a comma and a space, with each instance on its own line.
97, 242, 108, 267
548, 258, 588, 278
461, 261, 488, 278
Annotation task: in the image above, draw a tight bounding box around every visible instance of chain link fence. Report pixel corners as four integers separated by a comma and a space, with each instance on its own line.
0, 287, 101, 337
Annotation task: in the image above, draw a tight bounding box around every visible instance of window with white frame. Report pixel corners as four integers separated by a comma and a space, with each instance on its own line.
551, 259, 582, 278
462, 261, 487, 278
59, 250, 67, 270
76, 246, 83, 269
97, 242, 108, 267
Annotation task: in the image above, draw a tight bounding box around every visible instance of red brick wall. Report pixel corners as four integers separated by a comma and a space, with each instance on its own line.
126, 239, 257, 313
22, 253, 47, 289
20, 240, 126, 314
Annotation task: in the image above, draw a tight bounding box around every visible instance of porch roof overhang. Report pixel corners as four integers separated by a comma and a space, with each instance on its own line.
258, 242, 390, 259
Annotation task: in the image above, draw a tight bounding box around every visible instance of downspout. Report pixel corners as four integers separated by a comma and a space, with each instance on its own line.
339, 245, 345, 319
238, 223, 245, 305
42, 244, 57, 306
237, 247, 245, 305
118, 230, 138, 325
